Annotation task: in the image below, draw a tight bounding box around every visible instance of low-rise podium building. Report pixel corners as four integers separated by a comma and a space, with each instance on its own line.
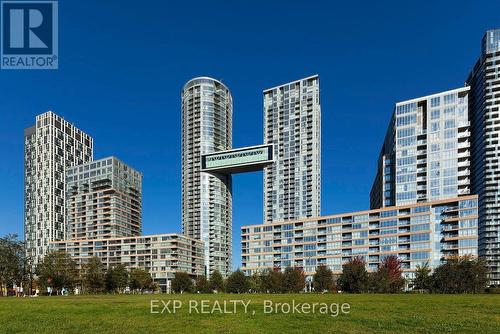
52, 233, 204, 292
242, 196, 478, 280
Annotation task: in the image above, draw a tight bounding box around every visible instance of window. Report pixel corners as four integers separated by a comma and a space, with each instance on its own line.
430, 122, 440, 132
444, 94, 456, 105
459, 239, 477, 247
396, 115, 417, 126
411, 252, 429, 260
380, 219, 397, 228
430, 110, 440, 119
430, 97, 440, 107
412, 206, 429, 214
444, 119, 456, 129
410, 233, 430, 242
380, 210, 397, 218
459, 199, 477, 209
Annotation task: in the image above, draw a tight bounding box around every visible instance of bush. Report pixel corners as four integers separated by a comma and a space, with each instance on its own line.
485, 287, 500, 294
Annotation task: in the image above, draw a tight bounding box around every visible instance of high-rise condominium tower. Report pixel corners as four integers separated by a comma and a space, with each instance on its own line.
65, 157, 142, 240
370, 87, 471, 209
181, 77, 232, 276
263, 75, 321, 223
467, 29, 500, 284
24, 111, 93, 264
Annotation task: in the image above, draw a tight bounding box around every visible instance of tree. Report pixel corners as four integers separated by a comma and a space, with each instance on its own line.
459, 256, 488, 293
369, 255, 405, 293
0, 234, 26, 295
261, 269, 284, 293
36, 251, 79, 294
248, 272, 264, 293
431, 255, 488, 293
129, 268, 153, 293
283, 267, 305, 293
225, 270, 249, 293
313, 265, 334, 292
413, 263, 432, 291
171, 272, 193, 293
337, 257, 368, 293
194, 275, 211, 293
106, 264, 129, 293
82, 257, 105, 294
209, 270, 224, 293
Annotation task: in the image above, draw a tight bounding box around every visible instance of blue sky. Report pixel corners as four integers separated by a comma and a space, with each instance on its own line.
0, 0, 499, 269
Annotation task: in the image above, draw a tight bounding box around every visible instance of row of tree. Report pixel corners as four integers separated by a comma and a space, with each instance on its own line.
36, 251, 156, 294
337, 256, 406, 293
1, 234, 489, 295
336, 255, 488, 293
172, 255, 488, 294
171, 266, 314, 294
413, 256, 488, 293
0, 235, 156, 295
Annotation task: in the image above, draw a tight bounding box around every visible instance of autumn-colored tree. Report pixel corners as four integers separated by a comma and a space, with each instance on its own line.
283, 267, 306, 293
370, 255, 405, 293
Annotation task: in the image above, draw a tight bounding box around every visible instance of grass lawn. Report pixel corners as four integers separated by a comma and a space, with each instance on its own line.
0, 293, 499, 334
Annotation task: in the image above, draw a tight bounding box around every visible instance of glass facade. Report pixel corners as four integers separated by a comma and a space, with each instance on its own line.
263, 75, 321, 222
181, 77, 232, 276
242, 196, 478, 280
371, 87, 471, 208
467, 29, 500, 284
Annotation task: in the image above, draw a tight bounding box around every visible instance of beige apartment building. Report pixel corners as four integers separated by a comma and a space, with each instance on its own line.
65, 156, 142, 240
242, 196, 478, 281
52, 233, 204, 292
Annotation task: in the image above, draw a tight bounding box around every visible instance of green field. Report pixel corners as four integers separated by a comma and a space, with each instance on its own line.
1, 294, 499, 334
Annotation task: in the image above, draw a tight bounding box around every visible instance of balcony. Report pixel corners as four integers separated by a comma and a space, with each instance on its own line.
458, 188, 470, 195
458, 131, 471, 138
458, 161, 470, 168
458, 142, 470, 149
458, 169, 470, 177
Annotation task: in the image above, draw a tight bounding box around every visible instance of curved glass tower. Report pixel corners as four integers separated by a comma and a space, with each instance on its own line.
181, 77, 232, 276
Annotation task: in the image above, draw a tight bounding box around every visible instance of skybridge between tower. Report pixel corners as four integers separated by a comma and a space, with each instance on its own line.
201, 144, 274, 174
